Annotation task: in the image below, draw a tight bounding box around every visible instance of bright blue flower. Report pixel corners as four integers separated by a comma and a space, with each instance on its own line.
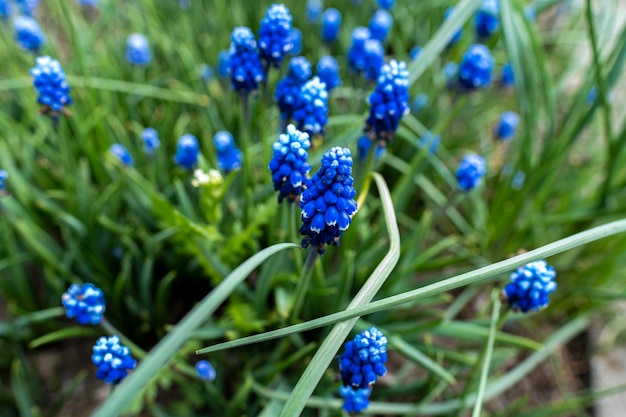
258, 4, 293, 68
366, 60, 410, 143
268, 124, 311, 203
456, 154, 486, 191
213, 131, 242, 173
357, 136, 385, 161
339, 386, 372, 414
458, 44, 494, 90
494, 111, 519, 140
125, 33, 152, 66
62, 283, 106, 325
300, 147, 357, 254
174, 134, 199, 170
292, 76, 329, 137
0, 0, 10, 18
503, 260, 557, 313
500, 62, 514, 87
410, 45, 422, 61
30, 56, 72, 115
306, 0, 323, 23
200, 64, 214, 82
195, 360, 216, 381
316, 55, 341, 92
339, 326, 388, 388
275, 56, 312, 120
0, 170, 8, 190
141, 127, 160, 155
362, 39, 385, 81
417, 131, 440, 154
376, 0, 394, 10
445, 7, 464, 46
368, 9, 392, 42
217, 50, 230, 78
228, 27, 264, 95
347, 27, 369, 73
411, 93, 428, 114
443, 61, 459, 88
474, 0, 500, 39
347, 27, 384, 79
15, 0, 38, 16
92, 335, 137, 384
109, 144, 134, 166
13, 16, 45, 52
321, 8, 341, 42
287, 28, 302, 55
512, 171, 525, 190
213, 130, 235, 154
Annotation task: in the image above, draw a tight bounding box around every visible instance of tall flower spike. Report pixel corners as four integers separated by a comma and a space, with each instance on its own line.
62, 283, 106, 325
474, 0, 500, 39
258, 4, 293, 69
275, 56, 312, 121
141, 127, 160, 155
316, 56, 341, 92
213, 131, 243, 173
368, 9, 392, 42
299, 147, 357, 254
339, 386, 372, 414
268, 124, 311, 203
228, 27, 265, 95
125, 33, 152, 66
365, 60, 410, 144
292, 76, 329, 137
339, 326, 388, 388
494, 111, 520, 140
503, 260, 557, 313
109, 144, 134, 166
30, 56, 72, 117
13, 16, 45, 52
92, 335, 137, 384
174, 134, 199, 170
456, 154, 486, 191
195, 360, 216, 381
0, 170, 8, 191
321, 8, 341, 42
458, 44, 494, 91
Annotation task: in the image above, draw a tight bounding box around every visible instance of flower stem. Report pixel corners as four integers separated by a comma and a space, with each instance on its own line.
290, 203, 303, 270
240, 94, 252, 224
291, 248, 318, 320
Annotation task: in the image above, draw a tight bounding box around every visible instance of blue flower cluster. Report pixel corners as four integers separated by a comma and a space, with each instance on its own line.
0, 170, 8, 190
13, 15, 45, 52
339, 386, 372, 414
109, 144, 134, 167
300, 147, 357, 254
339, 326, 388, 388
495, 111, 520, 140
348, 27, 385, 81
503, 260, 557, 313
321, 8, 341, 42
214, 131, 242, 173
195, 360, 216, 381
456, 154, 487, 191
458, 44, 495, 91
125, 33, 152, 66
368, 9, 392, 42
30, 56, 72, 115
91, 335, 137, 384
228, 27, 265, 95
292, 76, 329, 137
357, 136, 385, 161
268, 124, 311, 203
275, 56, 312, 121
316, 56, 341, 92
258, 4, 293, 68
141, 127, 160, 155
174, 134, 199, 170
474, 0, 500, 39
62, 283, 106, 325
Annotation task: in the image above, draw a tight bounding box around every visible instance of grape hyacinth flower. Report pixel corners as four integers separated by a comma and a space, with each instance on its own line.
258, 4, 293, 69
474, 0, 500, 39
500, 62, 515, 87
213, 131, 242, 173
30, 56, 72, 117
365, 60, 410, 144
287, 28, 302, 55
494, 111, 520, 140
456, 154, 486, 191
0, 170, 8, 191
141, 127, 160, 155
316, 56, 341, 92
299, 147, 357, 254
357, 136, 385, 161
109, 144, 134, 167
444, 7, 464, 46
339, 386, 372, 414
458, 44, 494, 91
321, 8, 341, 42
503, 260, 557, 313
195, 360, 216, 381
362, 39, 385, 81
292, 76, 329, 137
411, 93, 428, 114
268, 124, 311, 203
62, 283, 106, 325
92, 335, 137, 384
306, 0, 323, 23
339, 327, 388, 388
13, 16, 45, 52
174, 134, 199, 170
347, 27, 371, 74
410, 45, 422, 61
368, 9, 392, 42
228, 27, 264, 95
125, 33, 152, 66
275, 56, 312, 121
376, 0, 394, 10
217, 50, 230, 78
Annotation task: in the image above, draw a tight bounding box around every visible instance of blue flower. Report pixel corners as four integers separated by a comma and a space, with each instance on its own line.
125, 33, 152, 66
217, 50, 230, 78
299, 147, 357, 254
339, 326, 388, 389
195, 360, 216, 381
174, 134, 199, 170
200, 64, 214, 82
268, 124, 311, 203
109, 144, 134, 166
0, 0, 10, 18
411, 93, 428, 114
62, 283, 106, 325
228, 27, 265, 95
306, 0, 323, 23
365, 60, 410, 143
13, 16, 45, 52
474, 0, 500, 39
503, 260, 557, 313
141, 127, 160, 155
348, 27, 371, 74
410, 45, 422, 61
456, 154, 486, 191
292, 76, 329, 137
417, 131, 440, 154
444, 7, 464, 46
362, 39, 385, 81
287, 28, 302, 55
92, 335, 137, 384
494, 111, 519, 140
316, 55, 341, 92
0, 170, 8, 190
213, 131, 242, 173
357, 136, 385, 161
500, 62, 515, 87
275, 56, 312, 121
458, 44, 494, 91
321, 8, 341, 42
368, 9, 392, 42
376, 0, 394, 10
30, 56, 72, 115
339, 386, 372, 414
258, 4, 293, 68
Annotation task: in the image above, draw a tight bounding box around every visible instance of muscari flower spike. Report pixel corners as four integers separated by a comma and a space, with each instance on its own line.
0, 170, 8, 190
195, 360, 216, 381
339, 326, 388, 389
214, 131, 242, 173
217, 49, 230, 78
474, 0, 500, 39
268, 124, 311, 203
109, 144, 133, 166
494, 111, 520, 140
13, 16, 45, 52
275, 56, 312, 121
500, 62, 515, 87
292, 76, 329, 137
458, 44, 494, 91
316, 56, 341, 92
357, 136, 385, 161
92, 335, 137, 384
321, 8, 341, 42
362, 39, 385, 81
228, 27, 265, 95
174, 134, 199, 170
365, 60, 410, 144
503, 260, 557, 313
376, 0, 394, 10
258, 4, 293, 69
368, 9, 392, 42
30, 56, 72, 116
125, 33, 152, 66
456, 154, 486, 191
339, 386, 372, 414
445, 7, 464, 46
141, 127, 160, 155
348, 27, 370, 74
299, 147, 357, 254
306, 0, 323, 23
62, 283, 106, 325
411, 93, 428, 114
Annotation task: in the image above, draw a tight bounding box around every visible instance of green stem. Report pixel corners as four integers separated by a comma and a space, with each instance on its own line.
291, 249, 318, 320
290, 203, 303, 270
240, 95, 252, 224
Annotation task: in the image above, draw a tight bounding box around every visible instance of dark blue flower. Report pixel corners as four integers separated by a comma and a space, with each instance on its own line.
299, 147, 357, 254
30, 56, 72, 115
456, 154, 486, 191
258, 4, 293, 68
357, 136, 385, 161
92, 335, 137, 384
500, 62, 514, 87
174, 134, 199, 170
200, 64, 214, 82
125, 33, 152, 66
503, 260, 557, 313
494, 111, 519, 140
268, 124, 311, 203
195, 360, 216, 381
417, 131, 440, 154
275, 56, 312, 120
376, 0, 394, 10
321, 8, 341, 42
410, 45, 422, 61
62, 283, 106, 325
0, 170, 8, 190
458, 44, 494, 91
287, 28, 302, 55
348, 27, 371, 74
445, 7, 464, 46
362, 39, 385, 81
339, 326, 388, 389
411, 93, 428, 114
339, 386, 372, 414
13, 16, 45, 52
141, 127, 160, 155
474, 0, 500, 39
368, 9, 392, 42
365, 60, 410, 143
213, 131, 242, 173
228, 27, 265, 95
217, 50, 230, 78
306, 0, 323, 23
316, 55, 341, 92
109, 144, 134, 166
292, 76, 329, 137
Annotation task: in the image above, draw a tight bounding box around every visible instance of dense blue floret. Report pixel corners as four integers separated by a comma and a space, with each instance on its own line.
62, 283, 106, 325
292, 76, 329, 137
306, 0, 323, 23
13, 16, 45, 52
92, 335, 137, 384
213, 131, 242, 173
316, 56, 341, 92
458, 44, 494, 90
376, 0, 394, 10
500, 62, 515, 87
339, 386, 372, 414
503, 260, 557, 313
411, 93, 428, 114
0, 170, 8, 190
368, 9, 392, 42
217, 50, 230, 78
494, 111, 519, 140
299, 147, 357, 254
30, 56, 72, 115
445, 7, 464, 46
258, 4, 293, 68
268, 124, 311, 203
195, 360, 216, 381
365, 60, 410, 143
228, 27, 265, 95
109, 144, 134, 166
275, 56, 312, 120
474, 0, 500, 39
456, 154, 486, 191
125, 33, 152, 66
339, 327, 388, 389
174, 134, 199, 170
141, 127, 160, 155
410, 45, 422, 61
357, 136, 385, 161
321, 8, 341, 42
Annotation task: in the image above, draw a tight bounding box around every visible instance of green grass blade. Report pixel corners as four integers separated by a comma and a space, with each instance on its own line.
11, 360, 37, 417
